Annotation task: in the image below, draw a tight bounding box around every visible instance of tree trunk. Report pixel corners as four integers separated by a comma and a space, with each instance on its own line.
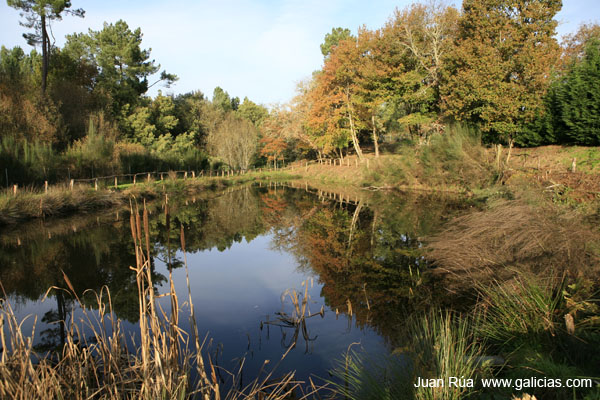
346, 88, 363, 160
372, 115, 379, 158
41, 14, 48, 95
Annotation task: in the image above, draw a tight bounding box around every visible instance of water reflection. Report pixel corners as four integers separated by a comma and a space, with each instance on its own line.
0, 183, 466, 378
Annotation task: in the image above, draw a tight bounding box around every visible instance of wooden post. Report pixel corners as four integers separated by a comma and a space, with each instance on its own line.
184, 171, 188, 179
70, 179, 74, 190
147, 173, 151, 182
133, 175, 136, 185
12, 184, 17, 196
192, 171, 195, 178
114, 176, 118, 188
94, 179, 98, 191
160, 173, 164, 181
44, 180, 48, 193
571, 157, 577, 173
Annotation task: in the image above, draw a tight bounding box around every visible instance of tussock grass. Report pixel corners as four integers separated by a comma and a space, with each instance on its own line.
426, 199, 600, 287
419, 124, 494, 190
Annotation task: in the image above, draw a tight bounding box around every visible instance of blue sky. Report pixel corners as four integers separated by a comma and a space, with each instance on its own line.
1, 0, 598, 105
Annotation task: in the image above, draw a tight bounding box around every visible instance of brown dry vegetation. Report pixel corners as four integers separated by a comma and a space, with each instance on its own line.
426, 199, 600, 292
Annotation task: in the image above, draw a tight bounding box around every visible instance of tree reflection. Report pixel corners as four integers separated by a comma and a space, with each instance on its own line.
0, 184, 463, 347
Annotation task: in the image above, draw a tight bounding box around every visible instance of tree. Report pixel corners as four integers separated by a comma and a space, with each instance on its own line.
560, 22, 600, 68
383, 1, 458, 143
7, 0, 84, 94
64, 20, 176, 115
441, 0, 561, 148
309, 37, 366, 161
320, 27, 353, 58
212, 86, 239, 112
559, 38, 600, 145
206, 113, 258, 170
237, 97, 268, 126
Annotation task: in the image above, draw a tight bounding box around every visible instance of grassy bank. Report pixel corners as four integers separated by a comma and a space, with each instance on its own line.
0, 170, 299, 225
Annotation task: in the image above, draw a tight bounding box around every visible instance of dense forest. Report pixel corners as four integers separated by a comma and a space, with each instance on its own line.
1, 0, 599, 188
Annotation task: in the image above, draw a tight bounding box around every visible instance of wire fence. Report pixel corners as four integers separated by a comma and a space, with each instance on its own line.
3, 156, 370, 196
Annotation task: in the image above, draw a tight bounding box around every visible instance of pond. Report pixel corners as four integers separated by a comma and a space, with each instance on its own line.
0, 182, 465, 386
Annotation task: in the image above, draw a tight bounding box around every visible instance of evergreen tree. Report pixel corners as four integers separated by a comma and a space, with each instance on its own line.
560, 38, 600, 145
7, 0, 84, 94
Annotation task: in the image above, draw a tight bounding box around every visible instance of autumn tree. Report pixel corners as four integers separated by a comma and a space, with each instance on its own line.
441, 0, 562, 148
383, 1, 458, 142
308, 35, 367, 161
560, 22, 600, 68
7, 0, 84, 94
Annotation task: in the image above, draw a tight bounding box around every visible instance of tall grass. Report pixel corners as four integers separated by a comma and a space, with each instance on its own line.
330, 311, 486, 400
360, 124, 494, 191
475, 275, 562, 346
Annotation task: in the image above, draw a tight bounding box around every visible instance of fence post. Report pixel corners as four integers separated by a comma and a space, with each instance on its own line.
114, 176, 118, 188
147, 173, 151, 182
133, 175, 136, 185
160, 173, 163, 181
70, 179, 74, 190
192, 171, 195, 178
12, 184, 17, 196
44, 180, 48, 193
184, 171, 188, 179
94, 179, 98, 191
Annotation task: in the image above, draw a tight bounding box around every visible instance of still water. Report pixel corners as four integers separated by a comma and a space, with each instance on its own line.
0, 183, 463, 384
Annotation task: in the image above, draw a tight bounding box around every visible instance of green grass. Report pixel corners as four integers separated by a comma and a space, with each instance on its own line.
330, 311, 487, 400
